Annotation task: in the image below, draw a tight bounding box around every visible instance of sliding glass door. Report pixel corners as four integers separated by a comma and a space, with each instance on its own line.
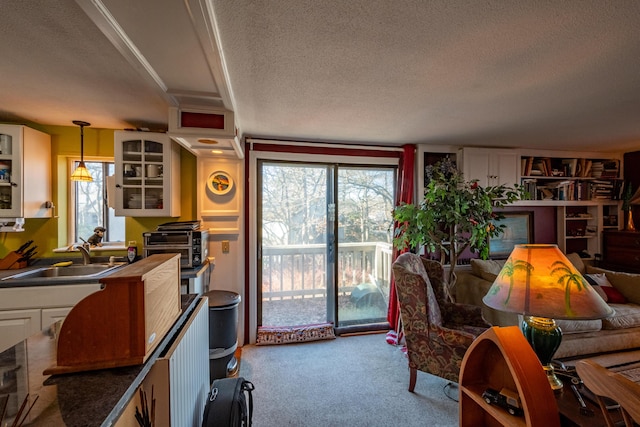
259, 163, 330, 326
258, 161, 395, 332
335, 167, 395, 328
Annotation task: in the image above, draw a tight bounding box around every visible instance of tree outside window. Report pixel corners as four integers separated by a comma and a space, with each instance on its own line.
72, 161, 124, 243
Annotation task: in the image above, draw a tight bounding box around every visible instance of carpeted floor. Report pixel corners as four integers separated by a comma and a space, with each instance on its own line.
238, 332, 458, 426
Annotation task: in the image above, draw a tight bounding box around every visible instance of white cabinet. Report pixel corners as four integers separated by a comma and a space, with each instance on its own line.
458, 147, 518, 187
0, 309, 40, 352
0, 124, 51, 219
0, 283, 101, 352
114, 131, 180, 217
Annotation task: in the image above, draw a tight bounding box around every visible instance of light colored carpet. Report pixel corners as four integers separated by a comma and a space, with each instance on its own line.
238, 332, 458, 426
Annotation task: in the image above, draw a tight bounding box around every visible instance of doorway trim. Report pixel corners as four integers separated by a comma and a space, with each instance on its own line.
247, 140, 402, 344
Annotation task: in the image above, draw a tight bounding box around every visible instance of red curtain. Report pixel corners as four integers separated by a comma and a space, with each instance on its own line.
386, 144, 415, 342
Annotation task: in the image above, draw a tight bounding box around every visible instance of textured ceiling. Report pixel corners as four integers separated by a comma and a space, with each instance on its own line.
1, 0, 640, 153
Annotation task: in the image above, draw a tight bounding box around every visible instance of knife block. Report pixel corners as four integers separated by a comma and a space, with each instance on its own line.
44, 253, 182, 375
0, 252, 27, 269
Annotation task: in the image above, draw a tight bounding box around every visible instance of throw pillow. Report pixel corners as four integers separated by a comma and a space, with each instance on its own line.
584, 273, 620, 302
256, 323, 336, 345
591, 285, 608, 302
584, 273, 613, 287
566, 252, 586, 274
470, 259, 505, 277
600, 286, 628, 304
586, 266, 640, 305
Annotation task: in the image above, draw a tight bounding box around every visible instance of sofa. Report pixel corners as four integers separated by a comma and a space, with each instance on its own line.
454, 253, 640, 359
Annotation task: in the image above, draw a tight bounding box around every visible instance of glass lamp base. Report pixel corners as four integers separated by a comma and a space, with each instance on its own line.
543, 364, 564, 391
522, 316, 564, 391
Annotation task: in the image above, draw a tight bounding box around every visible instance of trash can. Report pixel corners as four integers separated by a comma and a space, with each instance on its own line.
205, 290, 241, 383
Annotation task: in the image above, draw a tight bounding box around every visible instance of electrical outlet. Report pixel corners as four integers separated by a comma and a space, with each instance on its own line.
222, 240, 230, 253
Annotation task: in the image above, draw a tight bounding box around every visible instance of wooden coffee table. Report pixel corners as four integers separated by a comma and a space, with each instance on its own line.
555, 383, 621, 427
557, 349, 640, 426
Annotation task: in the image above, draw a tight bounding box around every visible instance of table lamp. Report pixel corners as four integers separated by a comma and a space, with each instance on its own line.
482, 244, 613, 390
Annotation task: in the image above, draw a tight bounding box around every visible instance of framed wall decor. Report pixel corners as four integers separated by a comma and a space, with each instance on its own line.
489, 211, 534, 258
207, 170, 234, 195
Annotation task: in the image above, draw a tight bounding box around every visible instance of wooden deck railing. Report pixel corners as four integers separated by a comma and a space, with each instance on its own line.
261, 242, 392, 301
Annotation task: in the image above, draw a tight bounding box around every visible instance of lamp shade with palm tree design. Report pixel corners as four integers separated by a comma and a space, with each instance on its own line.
483, 244, 613, 390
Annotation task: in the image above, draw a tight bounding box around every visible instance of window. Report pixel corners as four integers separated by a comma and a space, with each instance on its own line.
71, 160, 125, 243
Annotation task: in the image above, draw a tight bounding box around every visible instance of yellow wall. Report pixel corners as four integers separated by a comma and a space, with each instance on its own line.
0, 123, 197, 259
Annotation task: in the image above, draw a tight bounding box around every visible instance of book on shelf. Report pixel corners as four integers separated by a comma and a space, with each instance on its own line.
539, 187, 554, 200
600, 160, 620, 178
561, 158, 578, 177
590, 161, 604, 178
522, 156, 534, 176
521, 179, 538, 200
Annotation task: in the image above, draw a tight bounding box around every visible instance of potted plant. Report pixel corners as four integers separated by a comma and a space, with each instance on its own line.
393, 158, 524, 291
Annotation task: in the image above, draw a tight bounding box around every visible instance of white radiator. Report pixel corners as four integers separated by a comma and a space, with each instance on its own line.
145, 297, 210, 427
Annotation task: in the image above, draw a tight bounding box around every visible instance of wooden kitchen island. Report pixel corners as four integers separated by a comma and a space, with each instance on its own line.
0, 293, 209, 426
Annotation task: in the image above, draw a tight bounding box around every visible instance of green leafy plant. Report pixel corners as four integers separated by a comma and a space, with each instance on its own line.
393, 158, 525, 287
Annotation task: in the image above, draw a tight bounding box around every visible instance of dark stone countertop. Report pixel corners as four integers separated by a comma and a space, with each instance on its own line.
180, 259, 211, 279
0, 294, 200, 427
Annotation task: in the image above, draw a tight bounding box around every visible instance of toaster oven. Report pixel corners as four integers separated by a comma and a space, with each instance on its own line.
143, 228, 208, 268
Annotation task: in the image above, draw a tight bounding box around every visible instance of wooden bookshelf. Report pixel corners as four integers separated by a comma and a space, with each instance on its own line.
520, 155, 622, 202
459, 326, 560, 427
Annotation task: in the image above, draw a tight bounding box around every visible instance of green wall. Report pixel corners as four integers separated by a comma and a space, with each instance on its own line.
0, 123, 197, 259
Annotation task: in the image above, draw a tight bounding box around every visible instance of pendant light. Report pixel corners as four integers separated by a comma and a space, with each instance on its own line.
70, 120, 93, 182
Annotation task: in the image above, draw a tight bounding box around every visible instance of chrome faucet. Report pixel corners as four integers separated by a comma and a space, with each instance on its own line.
75, 241, 91, 265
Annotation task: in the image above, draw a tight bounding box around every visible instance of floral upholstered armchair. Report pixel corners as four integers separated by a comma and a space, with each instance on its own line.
392, 252, 490, 391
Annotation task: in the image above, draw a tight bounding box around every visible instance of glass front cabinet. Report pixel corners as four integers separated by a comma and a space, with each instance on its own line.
0, 124, 51, 219
114, 131, 180, 217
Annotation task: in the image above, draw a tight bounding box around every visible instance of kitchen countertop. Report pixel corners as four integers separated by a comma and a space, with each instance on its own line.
0, 257, 213, 288
0, 294, 200, 427
180, 258, 212, 279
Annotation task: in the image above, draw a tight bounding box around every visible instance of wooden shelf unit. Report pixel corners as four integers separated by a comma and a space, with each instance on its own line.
520, 155, 622, 202
459, 326, 560, 427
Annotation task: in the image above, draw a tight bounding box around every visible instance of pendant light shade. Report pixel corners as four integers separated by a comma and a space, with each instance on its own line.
70, 120, 93, 182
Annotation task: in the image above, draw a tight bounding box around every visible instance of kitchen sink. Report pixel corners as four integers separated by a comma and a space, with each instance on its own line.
1, 263, 126, 281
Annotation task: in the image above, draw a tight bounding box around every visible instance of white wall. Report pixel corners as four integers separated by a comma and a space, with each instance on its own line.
197, 156, 245, 345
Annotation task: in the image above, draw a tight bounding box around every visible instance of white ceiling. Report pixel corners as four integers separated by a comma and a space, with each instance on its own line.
1, 0, 640, 154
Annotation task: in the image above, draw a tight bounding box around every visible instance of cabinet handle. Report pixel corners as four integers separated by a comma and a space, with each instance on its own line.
115, 184, 122, 189
10, 182, 17, 187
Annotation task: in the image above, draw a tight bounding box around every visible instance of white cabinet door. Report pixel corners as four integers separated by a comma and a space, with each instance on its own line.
0, 309, 41, 352
0, 124, 51, 219
114, 131, 181, 217
459, 148, 518, 187
0, 283, 101, 351
492, 151, 518, 187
